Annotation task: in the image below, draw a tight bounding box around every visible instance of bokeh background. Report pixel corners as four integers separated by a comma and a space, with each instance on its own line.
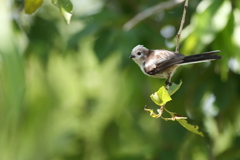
1, 0, 240, 159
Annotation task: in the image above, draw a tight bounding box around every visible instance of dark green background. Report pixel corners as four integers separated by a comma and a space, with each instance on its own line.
1, 0, 240, 159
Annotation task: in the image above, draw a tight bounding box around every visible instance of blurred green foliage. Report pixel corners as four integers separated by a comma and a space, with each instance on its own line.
0, 0, 240, 160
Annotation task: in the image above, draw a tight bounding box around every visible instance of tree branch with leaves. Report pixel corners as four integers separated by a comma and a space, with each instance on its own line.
143, 0, 204, 137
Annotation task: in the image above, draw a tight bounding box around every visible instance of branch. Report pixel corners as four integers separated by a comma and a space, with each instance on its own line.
123, 0, 185, 31
175, 0, 189, 52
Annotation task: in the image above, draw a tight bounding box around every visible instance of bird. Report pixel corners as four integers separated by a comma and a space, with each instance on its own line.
129, 45, 221, 85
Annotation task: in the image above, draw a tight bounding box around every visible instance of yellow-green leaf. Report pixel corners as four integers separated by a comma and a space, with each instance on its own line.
150, 86, 172, 106
25, 0, 43, 14
168, 80, 182, 96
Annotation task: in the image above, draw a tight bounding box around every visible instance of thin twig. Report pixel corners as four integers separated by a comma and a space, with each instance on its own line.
175, 0, 189, 52
123, 0, 185, 31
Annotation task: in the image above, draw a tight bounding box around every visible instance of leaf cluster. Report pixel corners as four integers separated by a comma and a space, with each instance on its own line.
146, 81, 204, 137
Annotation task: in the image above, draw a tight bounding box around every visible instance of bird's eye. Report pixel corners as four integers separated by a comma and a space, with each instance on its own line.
137, 52, 141, 55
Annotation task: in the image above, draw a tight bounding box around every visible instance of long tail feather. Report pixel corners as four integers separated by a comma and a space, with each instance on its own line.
181, 50, 221, 64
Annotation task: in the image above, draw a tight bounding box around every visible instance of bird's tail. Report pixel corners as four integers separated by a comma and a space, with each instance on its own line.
181, 50, 222, 65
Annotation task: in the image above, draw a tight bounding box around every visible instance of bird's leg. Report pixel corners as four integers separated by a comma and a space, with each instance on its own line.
165, 74, 172, 86
165, 80, 172, 86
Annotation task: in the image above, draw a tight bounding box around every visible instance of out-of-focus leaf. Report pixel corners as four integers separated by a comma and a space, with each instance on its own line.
168, 80, 182, 96
93, 29, 115, 62
52, 0, 58, 6
52, 0, 73, 24
25, 0, 43, 14
237, 1, 240, 9
114, 30, 139, 62
150, 86, 172, 106
68, 23, 100, 48
182, 0, 231, 54
25, 17, 63, 63
167, 110, 204, 137
212, 11, 235, 81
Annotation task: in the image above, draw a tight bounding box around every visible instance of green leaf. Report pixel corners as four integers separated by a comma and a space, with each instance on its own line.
25, 0, 43, 14
177, 119, 204, 137
150, 86, 172, 106
166, 109, 204, 137
168, 80, 182, 96
93, 29, 115, 62
52, 0, 73, 24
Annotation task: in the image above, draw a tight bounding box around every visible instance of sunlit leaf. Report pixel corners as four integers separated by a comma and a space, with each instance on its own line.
168, 80, 182, 96
150, 86, 172, 106
52, 0, 73, 24
25, 0, 43, 14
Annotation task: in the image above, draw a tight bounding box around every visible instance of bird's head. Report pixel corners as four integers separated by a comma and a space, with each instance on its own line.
129, 45, 149, 66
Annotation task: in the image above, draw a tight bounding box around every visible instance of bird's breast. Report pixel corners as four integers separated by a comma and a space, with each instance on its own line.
140, 65, 169, 79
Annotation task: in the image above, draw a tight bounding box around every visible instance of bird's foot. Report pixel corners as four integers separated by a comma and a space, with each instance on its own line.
165, 81, 172, 86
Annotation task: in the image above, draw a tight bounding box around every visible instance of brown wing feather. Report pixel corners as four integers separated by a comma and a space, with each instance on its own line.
145, 53, 185, 75
145, 50, 177, 64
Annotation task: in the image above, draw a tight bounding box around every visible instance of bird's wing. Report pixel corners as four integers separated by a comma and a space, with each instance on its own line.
144, 50, 185, 75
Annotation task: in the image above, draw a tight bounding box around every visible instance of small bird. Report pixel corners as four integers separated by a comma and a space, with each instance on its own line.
129, 45, 221, 85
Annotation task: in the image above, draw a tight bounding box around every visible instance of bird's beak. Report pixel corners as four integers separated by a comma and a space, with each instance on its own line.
129, 55, 135, 58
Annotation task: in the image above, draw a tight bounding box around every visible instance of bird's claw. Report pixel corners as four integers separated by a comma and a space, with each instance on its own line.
165, 81, 172, 86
